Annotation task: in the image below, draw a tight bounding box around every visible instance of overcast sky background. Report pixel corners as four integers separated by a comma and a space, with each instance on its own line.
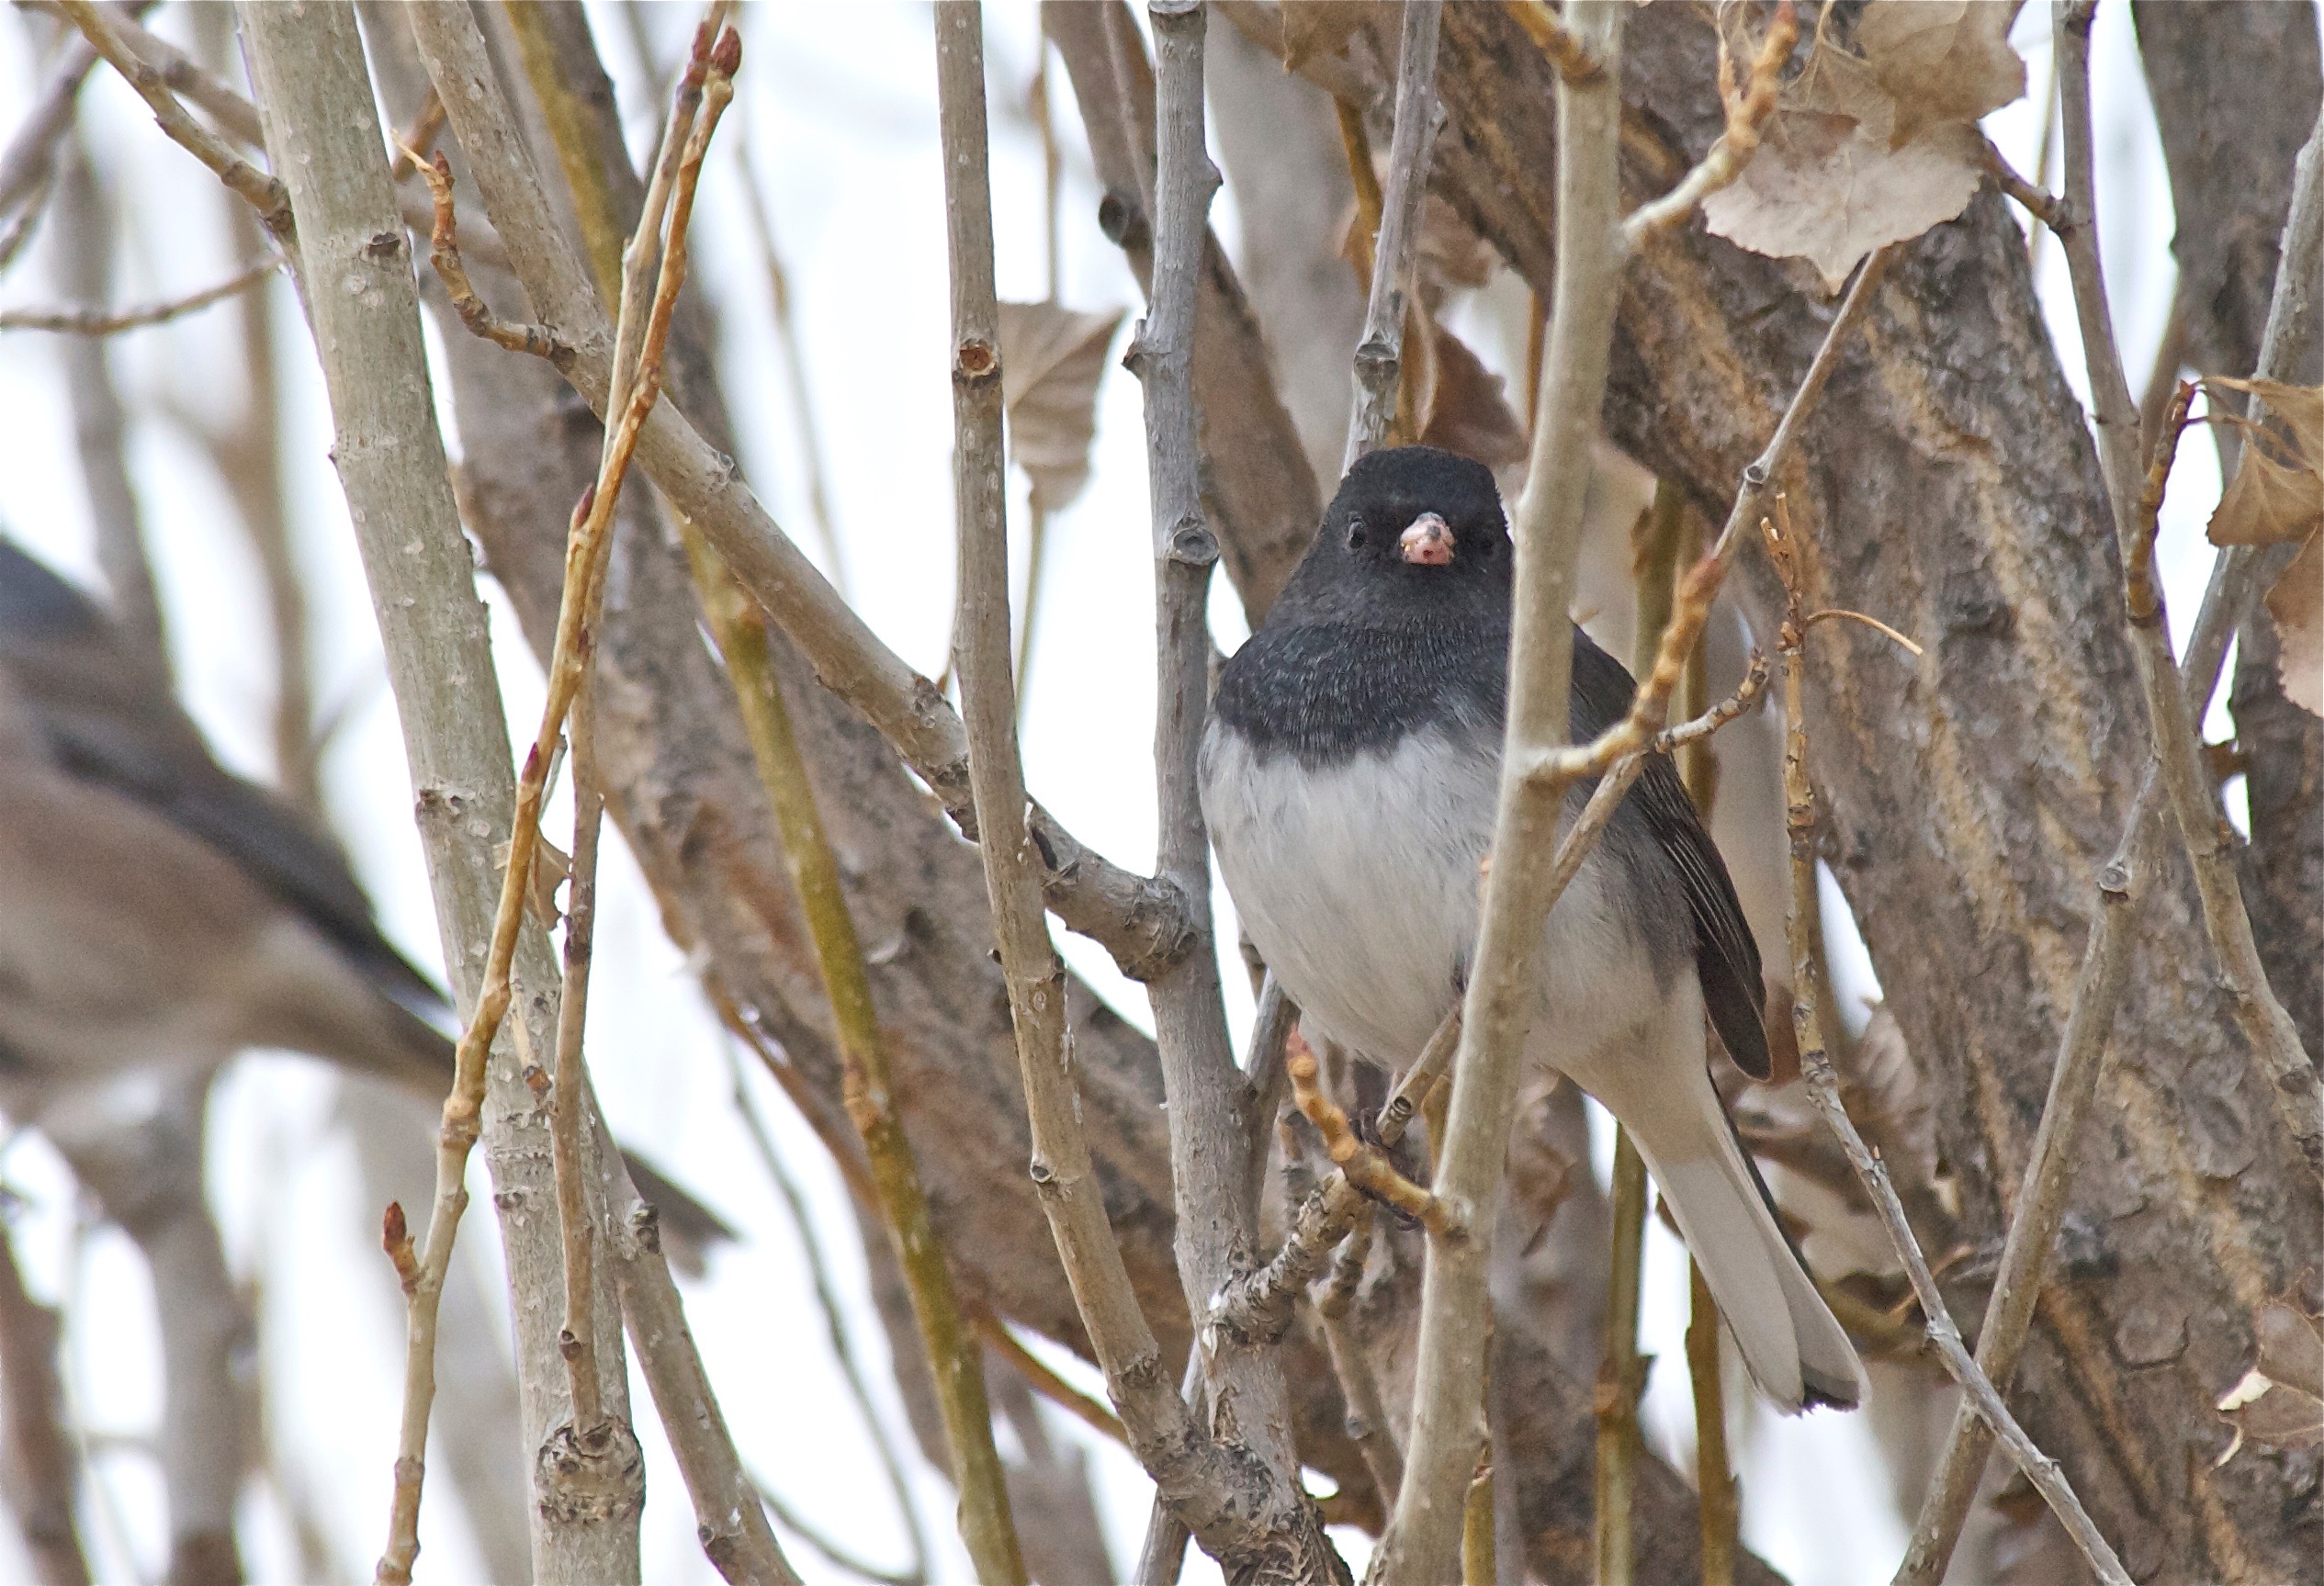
0, 3, 2239, 1582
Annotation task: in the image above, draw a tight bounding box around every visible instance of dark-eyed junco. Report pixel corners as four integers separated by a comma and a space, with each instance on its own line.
1201, 446, 1863, 1412
0, 539, 728, 1263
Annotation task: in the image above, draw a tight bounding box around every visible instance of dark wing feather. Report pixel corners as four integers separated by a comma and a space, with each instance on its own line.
1569, 628, 1771, 1079
0, 540, 447, 1016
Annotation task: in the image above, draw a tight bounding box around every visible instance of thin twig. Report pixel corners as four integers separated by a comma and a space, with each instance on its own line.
377, 27, 730, 1580
1315, 1211, 1402, 1502
1593, 1126, 1649, 1586
551, 670, 610, 1443
1460, 1455, 1495, 1586
2048, 0, 2320, 1184
932, 4, 1278, 1572
1344, 0, 1443, 468
1686, 1262, 1737, 1586
1596, 477, 1697, 1586
1981, 137, 2068, 233
1764, 497, 2133, 1586
1620, 1, 1797, 249
1217, 1010, 1458, 1343
58, 0, 290, 241
406, 151, 565, 359
1896, 96, 2324, 1586
1287, 1031, 1455, 1235
0, 253, 279, 333
967, 1306, 1132, 1450
1504, 0, 1605, 84
726, 1044, 935, 1581
754, 1481, 922, 1586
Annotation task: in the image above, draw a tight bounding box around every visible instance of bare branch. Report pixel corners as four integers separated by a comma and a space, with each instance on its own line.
0, 253, 280, 334
932, 3, 1277, 1570
1287, 1029, 1454, 1236
1897, 98, 2324, 1585
1133, 3, 1342, 1580
2050, 0, 2321, 1182
0, 1220, 88, 1586
1344, 1, 1443, 467
1763, 499, 2133, 1586
60, 0, 290, 240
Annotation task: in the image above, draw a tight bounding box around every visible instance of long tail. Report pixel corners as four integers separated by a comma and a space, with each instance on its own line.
1628, 1063, 1865, 1412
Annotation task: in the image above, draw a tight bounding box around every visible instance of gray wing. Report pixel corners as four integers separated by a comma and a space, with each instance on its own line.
1570, 626, 1771, 1079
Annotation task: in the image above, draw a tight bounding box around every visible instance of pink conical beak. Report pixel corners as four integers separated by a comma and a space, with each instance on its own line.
1399, 512, 1455, 565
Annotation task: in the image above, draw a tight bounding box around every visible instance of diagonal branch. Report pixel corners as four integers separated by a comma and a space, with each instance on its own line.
1619, 0, 1796, 249
59, 0, 290, 241
1896, 95, 2324, 1586
2049, 0, 2321, 1183
1762, 499, 2132, 1586
409, 0, 1193, 985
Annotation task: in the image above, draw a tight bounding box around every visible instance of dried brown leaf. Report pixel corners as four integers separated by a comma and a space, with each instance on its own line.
2206, 375, 2324, 471
495, 831, 570, 929
2218, 1305, 2324, 1460
1856, 0, 2026, 146
1701, 37, 1984, 290
2263, 529, 2321, 717
1416, 321, 1527, 470
2208, 441, 2324, 547
2255, 1301, 2324, 1399
997, 300, 1123, 513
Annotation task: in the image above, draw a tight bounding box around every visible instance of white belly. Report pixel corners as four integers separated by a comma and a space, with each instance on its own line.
1201, 724, 1662, 1074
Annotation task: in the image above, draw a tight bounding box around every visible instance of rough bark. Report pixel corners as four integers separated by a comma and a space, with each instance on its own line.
2133, 1, 2324, 1063
1276, 6, 2323, 1579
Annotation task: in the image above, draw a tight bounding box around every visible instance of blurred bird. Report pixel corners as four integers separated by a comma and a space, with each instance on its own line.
1201, 446, 1864, 1412
0, 537, 728, 1264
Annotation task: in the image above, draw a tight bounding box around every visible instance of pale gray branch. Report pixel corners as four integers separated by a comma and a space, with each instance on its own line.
1342, 0, 1442, 468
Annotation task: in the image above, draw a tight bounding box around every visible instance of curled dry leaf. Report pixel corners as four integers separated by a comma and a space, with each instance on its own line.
1855, 0, 2026, 147
2216, 1302, 2324, 1463
2262, 530, 2321, 717
996, 299, 1124, 513
496, 830, 570, 929
1701, 27, 1990, 290
2203, 378, 2324, 548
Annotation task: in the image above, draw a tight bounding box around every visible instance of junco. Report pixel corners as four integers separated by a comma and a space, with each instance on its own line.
1200, 446, 1863, 1412
0, 538, 727, 1264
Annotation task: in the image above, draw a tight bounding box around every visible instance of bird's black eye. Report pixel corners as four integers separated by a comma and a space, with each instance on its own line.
1345, 517, 1366, 550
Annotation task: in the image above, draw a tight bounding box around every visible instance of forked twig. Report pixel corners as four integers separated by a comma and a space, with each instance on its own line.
1764, 497, 2132, 1586
1287, 1030, 1456, 1237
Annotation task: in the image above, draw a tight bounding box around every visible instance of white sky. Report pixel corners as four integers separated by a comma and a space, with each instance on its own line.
0, 3, 2245, 1583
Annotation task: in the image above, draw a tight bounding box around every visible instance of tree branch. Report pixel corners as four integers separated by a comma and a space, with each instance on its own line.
931, 4, 1287, 1573
1371, 9, 1627, 1581
61, 0, 289, 241
1343, 0, 1442, 467
0, 253, 279, 333
0, 1220, 86, 1586
408, 0, 1192, 984
1619, 1, 1795, 250
1895, 95, 2324, 1585
1762, 498, 2132, 1586
2050, 0, 2321, 1182
231, 9, 643, 1582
